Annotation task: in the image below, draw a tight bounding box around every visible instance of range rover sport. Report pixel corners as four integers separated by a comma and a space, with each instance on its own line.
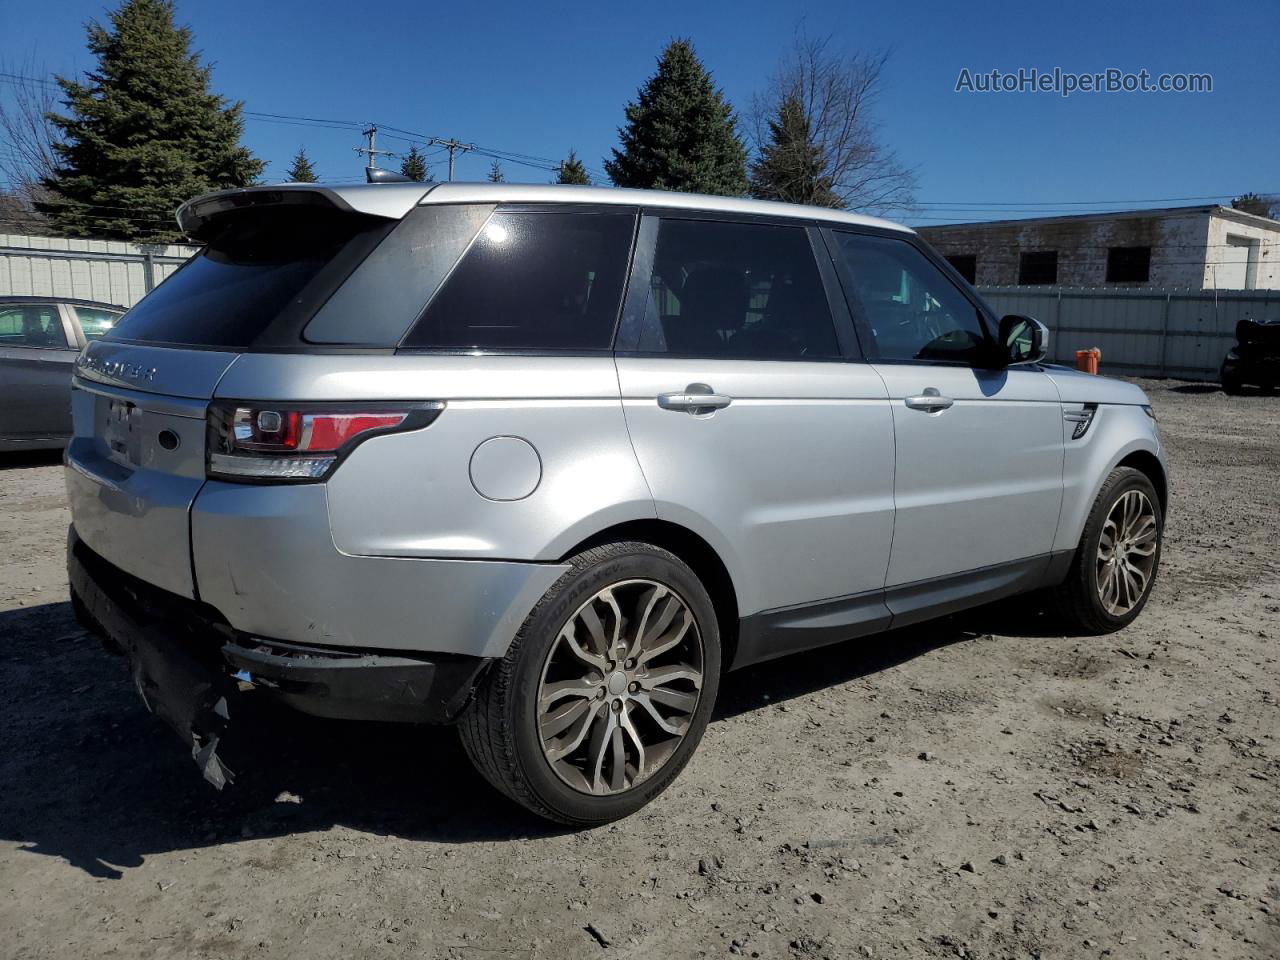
65, 181, 1167, 824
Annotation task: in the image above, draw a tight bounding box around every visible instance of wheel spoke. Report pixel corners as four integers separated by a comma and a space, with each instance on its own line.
645, 684, 699, 712
1099, 519, 1118, 554
587, 710, 619, 793
619, 705, 647, 782
633, 692, 688, 735
637, 611, 692, 665
577, 599, 611, 658
539, 676, 600, 709
541, 696, 594, 739
627, 585, 668, 658
640, 664, 703, 690
545, 699, 605, 762
561, 625, 608, 672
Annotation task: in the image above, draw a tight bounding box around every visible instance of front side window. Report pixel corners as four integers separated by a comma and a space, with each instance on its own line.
634, 218, 839, 360
75, 306, 123, 342
402, 211, 635, 351
831, 232, 990, 364
0, 305, 68, 348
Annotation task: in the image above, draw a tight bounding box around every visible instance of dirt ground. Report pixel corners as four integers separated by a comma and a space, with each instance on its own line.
1, 378, 1276, 960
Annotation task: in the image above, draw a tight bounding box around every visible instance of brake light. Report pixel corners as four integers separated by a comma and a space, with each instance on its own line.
207, 402, 442, 481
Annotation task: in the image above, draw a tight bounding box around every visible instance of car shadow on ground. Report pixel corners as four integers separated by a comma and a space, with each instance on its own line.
0, 595, 1068, 878
0, 449, 64, 471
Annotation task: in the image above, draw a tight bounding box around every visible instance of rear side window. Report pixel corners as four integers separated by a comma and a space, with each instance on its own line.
106, 207, 388, 348
75, 306, 123, 341
633, 218, 839, 360
401, 211, 635, 351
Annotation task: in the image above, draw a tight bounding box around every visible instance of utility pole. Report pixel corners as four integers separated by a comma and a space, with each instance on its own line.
353, 125, 397, 170
428, 137, 475, 181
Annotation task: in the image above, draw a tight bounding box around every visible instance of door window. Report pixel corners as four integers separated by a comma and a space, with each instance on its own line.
0, 305, 69, 348
634, 218, 840, 360
831, 233, 990, 364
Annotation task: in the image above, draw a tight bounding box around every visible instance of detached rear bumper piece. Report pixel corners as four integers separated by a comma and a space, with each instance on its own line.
67, 527, 491, 788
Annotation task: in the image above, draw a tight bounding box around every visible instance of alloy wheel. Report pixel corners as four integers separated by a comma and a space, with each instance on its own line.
1095, 489, 1158, 616
536, 579, 704, 795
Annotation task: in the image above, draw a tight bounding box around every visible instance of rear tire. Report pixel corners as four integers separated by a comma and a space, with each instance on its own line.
459, 541, 721, 825
1220, 364, 1243, 394
1044, 467, 1163, 635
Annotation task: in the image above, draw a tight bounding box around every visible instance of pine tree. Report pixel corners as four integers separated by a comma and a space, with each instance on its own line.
556, 149, 591, 185
286, 146, 317, 183
400, 145, 429, 182
487, 159, 505, 182
605, 39, 748, 196
38, 0, 263, 242
1232, 192, 1276, 219
749, 96, 838, 207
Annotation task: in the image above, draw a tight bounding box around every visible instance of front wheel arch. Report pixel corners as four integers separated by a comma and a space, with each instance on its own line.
1116, 449, 1167, 518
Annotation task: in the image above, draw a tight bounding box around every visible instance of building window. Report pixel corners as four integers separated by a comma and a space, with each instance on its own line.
1018, 250, 1058, 285
1106, 246, 1151, 283
945, 254, 977, 284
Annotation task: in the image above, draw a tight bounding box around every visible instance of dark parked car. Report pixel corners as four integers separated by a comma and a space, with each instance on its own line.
1221, 317, 1280, 393
0, 296, 125, 450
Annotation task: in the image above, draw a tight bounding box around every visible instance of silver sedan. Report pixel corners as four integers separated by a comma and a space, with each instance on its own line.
0, 296, 124, 450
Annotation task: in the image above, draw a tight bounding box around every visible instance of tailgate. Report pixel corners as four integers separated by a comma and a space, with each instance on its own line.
64, 342, 238, 598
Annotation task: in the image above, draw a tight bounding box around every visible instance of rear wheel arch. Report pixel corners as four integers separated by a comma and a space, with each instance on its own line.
558, 519, 741, 673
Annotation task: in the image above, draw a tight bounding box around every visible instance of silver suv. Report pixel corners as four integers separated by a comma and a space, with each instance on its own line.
65, 182, 1167, 824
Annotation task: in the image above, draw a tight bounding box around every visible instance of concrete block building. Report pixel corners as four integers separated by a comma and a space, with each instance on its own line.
918, 205, 1280, 290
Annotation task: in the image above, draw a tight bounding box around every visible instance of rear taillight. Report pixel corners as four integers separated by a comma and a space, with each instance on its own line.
206, 401, 443, 482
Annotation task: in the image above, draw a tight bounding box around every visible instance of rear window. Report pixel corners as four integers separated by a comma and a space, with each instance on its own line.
106, 207, 387, 348
400, 210, 635, 351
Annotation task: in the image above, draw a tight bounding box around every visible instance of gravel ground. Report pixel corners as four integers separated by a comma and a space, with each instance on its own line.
0, 378, 1277, 960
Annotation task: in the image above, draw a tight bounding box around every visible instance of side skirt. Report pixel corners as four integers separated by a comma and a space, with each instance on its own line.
730, 550, 1074, 671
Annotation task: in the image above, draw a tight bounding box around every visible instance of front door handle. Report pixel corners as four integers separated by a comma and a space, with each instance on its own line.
904, 388, 954, 412
657, 383, 733, 413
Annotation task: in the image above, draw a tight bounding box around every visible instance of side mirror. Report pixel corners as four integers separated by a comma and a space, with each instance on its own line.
998, 314, 1048, 366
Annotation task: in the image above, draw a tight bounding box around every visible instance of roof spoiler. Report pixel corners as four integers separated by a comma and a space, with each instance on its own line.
366, 167, 413, 184
175, 183, 434, 241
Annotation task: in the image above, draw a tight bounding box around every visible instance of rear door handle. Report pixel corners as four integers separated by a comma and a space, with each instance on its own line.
657, 383, 733, 413
904, 388, 954, 412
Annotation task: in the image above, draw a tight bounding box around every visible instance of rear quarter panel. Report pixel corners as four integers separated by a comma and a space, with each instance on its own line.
213, 353, 656, 561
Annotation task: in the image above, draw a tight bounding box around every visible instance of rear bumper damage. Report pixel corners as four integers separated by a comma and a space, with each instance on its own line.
67, 527, 491, 788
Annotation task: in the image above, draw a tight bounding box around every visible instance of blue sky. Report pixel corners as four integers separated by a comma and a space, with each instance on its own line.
4, 0, 1278, 224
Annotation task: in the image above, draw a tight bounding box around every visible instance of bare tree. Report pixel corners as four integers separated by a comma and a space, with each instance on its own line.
751, 33, 916, 217
0, 57, 60, 233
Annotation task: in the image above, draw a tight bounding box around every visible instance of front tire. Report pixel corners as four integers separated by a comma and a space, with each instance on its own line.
1045, 467, 1163, 635
459, 541, 721, 825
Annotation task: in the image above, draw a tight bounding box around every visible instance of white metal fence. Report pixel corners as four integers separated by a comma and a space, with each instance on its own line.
0, 233, 197, 309
979, 286, 1280, 381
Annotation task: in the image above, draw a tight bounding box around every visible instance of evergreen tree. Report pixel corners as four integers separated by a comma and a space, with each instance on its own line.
487, 159, 505, 182
556, 149, 591, 185
38, 0, 263, 242
399, 145, 429, 182
1232, 192, 1277, 219
605, 39, 748, 196
285, 146, 317, 183
749, 95, 838, 207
